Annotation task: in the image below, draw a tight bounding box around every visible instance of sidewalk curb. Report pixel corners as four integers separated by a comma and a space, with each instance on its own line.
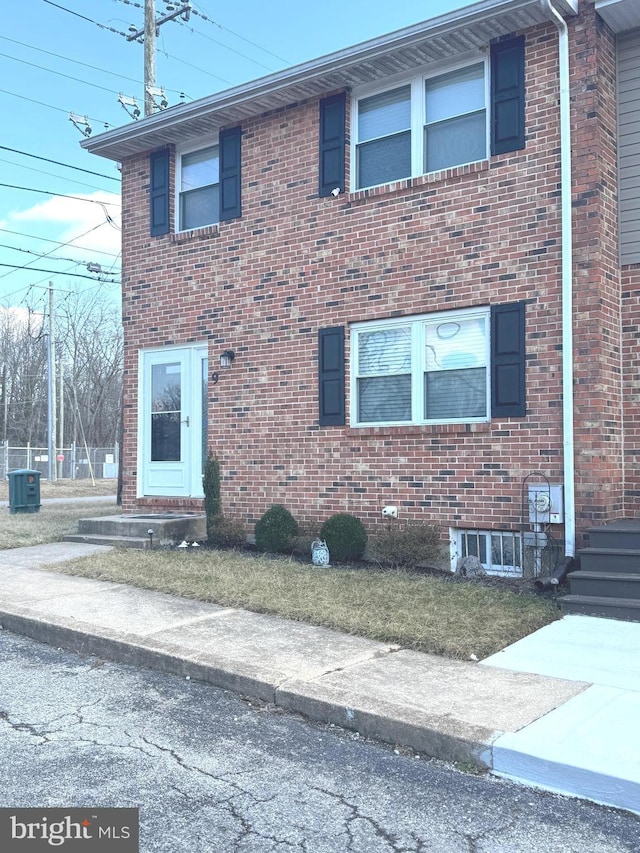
0, 607, 498, 772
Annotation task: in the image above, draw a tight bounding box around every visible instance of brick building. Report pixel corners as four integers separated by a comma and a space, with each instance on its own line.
84, 0, 640, 578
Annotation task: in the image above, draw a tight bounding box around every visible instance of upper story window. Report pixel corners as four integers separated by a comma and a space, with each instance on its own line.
351, 308, 490, 427
353, 59, 488, 191
178, 144, 220, 231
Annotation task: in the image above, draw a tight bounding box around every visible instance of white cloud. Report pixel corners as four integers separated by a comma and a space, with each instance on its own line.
10, 191, 122, 264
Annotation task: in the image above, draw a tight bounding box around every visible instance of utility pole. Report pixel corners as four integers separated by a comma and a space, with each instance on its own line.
47, 283, 57, 482
58, 356, 64, 479
126, 2, 191, 117
144, 0, 156, 118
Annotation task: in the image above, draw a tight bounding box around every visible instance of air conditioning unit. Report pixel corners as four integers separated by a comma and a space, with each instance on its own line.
528, 484, 564, 524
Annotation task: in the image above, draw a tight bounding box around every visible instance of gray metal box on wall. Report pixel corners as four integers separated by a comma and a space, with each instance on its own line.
7, 469, 41, 514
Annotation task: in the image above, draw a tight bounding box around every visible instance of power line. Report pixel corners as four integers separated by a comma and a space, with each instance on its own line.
0, 227, 120, 258
190, 2, 290, 64
0, 243, 121, 271
0, 183, 120, 207
0, 50, 133, 98
0, 222, 118, 282
0, 86, 113, 128
0, 145, 119, 181
0, 157, 114, 195
40, 0, 130, 39
0, 34, 188, 99
116, 0, 290, 64
0, 263, 119, 282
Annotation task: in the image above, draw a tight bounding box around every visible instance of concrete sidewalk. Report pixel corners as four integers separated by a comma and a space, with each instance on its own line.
0, 541, 638, 816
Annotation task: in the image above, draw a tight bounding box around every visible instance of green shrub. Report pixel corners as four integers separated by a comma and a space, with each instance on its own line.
371, 521, 442, 569
203, 454, 222, 543
255, 504, 299, 553
207, 516, 247, 549
320, 513, 367, 562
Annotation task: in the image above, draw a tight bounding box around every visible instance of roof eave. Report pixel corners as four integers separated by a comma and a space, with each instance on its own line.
82, 0, 578, 161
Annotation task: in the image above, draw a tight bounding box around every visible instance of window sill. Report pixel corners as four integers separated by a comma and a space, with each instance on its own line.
351, 422, 491, 437
347, 160, 490, 203
171, 224, 220, 243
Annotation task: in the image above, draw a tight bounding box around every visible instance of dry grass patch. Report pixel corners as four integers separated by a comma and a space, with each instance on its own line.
55, 547, 560, 660
0, 478, 117, 501
0, 500, 120, 549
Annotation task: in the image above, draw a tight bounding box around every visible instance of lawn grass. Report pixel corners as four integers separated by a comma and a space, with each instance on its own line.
0, 499, 120, 549
54, 547, 561, 660
0, 478, 117, 501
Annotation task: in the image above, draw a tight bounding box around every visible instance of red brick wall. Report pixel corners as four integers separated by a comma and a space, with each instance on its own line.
118, 6, 625, 547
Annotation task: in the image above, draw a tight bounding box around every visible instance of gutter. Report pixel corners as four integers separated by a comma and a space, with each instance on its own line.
540, 0, 576, 558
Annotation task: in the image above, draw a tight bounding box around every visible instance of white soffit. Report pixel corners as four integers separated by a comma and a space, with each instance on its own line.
596, 0, 640, 33
83, 0, 578, 162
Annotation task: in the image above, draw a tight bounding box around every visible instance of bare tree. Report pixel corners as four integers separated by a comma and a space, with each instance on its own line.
0, 288, 123, 449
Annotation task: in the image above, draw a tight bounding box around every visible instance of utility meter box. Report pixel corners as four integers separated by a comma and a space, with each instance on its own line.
528, 483, 564, 524
8, 469, 41, 514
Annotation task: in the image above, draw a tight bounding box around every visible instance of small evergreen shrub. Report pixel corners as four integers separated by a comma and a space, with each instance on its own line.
371, 521, 442, 569
320, 513, 367, 562
255, 504, 299, 553
203, 454, 222, 543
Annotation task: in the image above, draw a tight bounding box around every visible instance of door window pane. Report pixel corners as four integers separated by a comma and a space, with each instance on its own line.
151, 363, 181, 462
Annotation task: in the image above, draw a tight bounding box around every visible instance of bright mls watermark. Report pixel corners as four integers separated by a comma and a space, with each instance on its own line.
0, 808, 138, 851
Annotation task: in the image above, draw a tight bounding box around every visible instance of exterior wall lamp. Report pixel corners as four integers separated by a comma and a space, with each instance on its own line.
212, 350, 235, 384
220, 350, 235, 369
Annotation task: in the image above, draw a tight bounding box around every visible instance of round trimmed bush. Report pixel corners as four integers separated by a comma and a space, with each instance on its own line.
320, 513, 367, 562
255, 504, 299, 553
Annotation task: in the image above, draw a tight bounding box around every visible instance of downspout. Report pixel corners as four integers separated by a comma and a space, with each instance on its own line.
540, 0, 576, 561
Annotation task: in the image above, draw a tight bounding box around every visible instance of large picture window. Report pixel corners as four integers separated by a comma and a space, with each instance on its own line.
353, 60, 488, 190
351, 309, 490, 426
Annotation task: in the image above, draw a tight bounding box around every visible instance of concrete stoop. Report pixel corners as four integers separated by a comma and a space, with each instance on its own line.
64, 513, 206, 549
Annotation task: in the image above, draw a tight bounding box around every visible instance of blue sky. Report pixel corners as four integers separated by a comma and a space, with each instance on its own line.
0, 0, 476, 311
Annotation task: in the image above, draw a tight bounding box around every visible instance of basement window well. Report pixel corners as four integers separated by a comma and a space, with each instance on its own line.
451, 529, 523, 577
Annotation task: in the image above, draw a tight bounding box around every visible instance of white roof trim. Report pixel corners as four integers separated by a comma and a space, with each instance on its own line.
596, 0, 640, 33
83, 0, 578, 161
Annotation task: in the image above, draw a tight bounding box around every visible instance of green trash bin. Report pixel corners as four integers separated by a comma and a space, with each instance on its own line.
8, 469, 41, 514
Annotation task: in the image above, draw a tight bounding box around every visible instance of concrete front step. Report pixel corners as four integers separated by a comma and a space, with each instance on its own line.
560, 594, 640, 622
579, 547, 640, 574
567, 571, 640, 600
65, 533, 150, 549
76, 514, 206, 541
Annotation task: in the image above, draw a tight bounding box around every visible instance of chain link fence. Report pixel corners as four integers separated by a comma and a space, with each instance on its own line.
1, 442, 119, 480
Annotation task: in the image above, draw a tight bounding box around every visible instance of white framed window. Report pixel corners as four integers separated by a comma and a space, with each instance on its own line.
353, 58, 488, 190
177, 142, 219, 230
452, 529, 523, 578
350, 308, 490, 427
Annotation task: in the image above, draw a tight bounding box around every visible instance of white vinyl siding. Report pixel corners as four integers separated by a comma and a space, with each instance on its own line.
618, 29, 640, 265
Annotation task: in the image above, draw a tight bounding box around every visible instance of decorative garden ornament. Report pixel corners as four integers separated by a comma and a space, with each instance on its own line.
311, 539, 330, 566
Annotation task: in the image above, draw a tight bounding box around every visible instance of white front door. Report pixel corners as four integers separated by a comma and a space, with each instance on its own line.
139, 345, 208, 497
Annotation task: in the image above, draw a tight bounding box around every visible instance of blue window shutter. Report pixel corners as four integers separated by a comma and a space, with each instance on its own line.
319, 93, 346, 198
150, 149, 170, 236
491, 302, 526, 418
318, 326, 345, 426
491, 36, 525, 156
220, 126, 242, 221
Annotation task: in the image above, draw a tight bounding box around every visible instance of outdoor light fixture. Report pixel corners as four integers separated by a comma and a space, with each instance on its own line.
220, 350, 235, 369
212, 350, 236, 385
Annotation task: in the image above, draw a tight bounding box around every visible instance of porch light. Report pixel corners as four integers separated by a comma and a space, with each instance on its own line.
220, 350, 235, 369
